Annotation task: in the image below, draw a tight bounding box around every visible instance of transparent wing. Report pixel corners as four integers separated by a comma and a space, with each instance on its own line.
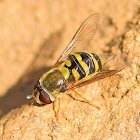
65, 53, 131, 90
53, 13, 100, 68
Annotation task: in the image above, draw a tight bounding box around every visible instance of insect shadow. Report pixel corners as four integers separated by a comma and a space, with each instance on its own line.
0, 29, 64, 118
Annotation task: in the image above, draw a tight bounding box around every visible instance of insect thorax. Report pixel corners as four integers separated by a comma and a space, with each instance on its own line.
40, 69, 66, 98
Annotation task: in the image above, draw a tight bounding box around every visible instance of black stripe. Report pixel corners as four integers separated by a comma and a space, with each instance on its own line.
80, 52, 89, 60
65, 54, 86, 80
92, 53, 102, 70
80, 52, 95, 74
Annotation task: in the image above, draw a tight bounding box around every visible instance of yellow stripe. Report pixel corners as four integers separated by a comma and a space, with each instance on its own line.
79, 61, 89, 76
65, 60, 71, 67
99, 55, 103, 66
88, 53, 99, 72
58, 67, 70, 80
73, 53, 82, 62
72, 68, 80, 81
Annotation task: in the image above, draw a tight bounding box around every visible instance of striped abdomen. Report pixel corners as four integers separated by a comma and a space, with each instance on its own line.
60, 52, 103, 81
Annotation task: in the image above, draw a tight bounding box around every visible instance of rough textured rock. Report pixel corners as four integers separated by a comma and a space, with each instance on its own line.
0, 0, 140, 139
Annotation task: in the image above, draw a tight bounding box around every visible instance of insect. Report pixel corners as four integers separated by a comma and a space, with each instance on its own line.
31, 13, 130, 118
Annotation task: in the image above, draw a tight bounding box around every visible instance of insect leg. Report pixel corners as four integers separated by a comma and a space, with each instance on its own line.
71, 89, 100, 110
56, 98, 60, 121
71, 89, 90, 103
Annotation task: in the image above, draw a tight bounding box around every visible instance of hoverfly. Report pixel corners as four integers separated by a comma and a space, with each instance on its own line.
31, 13, 130, 118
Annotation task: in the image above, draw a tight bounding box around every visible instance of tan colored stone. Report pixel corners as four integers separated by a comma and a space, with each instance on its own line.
0, 0, 140, 139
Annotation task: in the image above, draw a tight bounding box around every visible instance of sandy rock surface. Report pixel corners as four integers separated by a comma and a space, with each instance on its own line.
0, 0, 140, 140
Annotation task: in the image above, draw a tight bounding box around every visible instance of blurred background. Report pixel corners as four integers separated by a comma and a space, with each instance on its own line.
0, 0, 139, 118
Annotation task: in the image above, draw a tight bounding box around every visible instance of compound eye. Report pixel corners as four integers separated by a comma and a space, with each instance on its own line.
39, 90, 52, 104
